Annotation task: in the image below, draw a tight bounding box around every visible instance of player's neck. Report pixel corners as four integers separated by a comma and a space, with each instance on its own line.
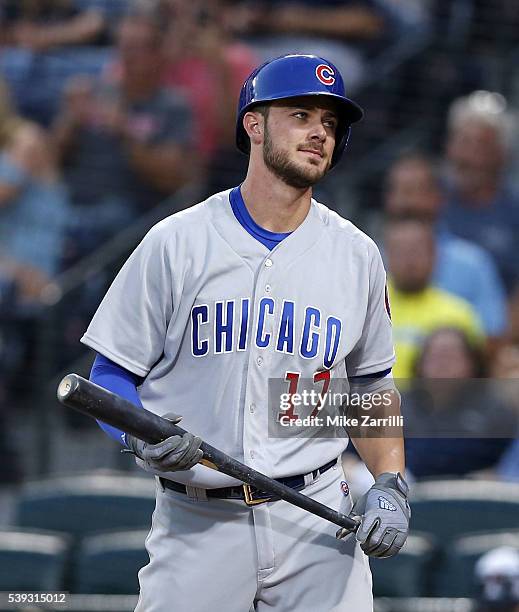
240, 173, 312, 233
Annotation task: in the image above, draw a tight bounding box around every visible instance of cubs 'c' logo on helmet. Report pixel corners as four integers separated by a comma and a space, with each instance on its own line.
315, 64, 335, 86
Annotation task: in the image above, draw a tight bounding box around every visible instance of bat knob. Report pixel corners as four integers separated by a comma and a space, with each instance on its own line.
57, 374, 80, 401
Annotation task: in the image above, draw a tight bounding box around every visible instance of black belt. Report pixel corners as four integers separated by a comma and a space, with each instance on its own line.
159, 458, 337, 506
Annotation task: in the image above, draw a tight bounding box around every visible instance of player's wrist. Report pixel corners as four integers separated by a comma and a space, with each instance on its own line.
374, 472, 409, 498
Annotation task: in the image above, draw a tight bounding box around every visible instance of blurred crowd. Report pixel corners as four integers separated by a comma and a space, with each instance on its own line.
347, 88, 519, 488
0, 0, 517, 500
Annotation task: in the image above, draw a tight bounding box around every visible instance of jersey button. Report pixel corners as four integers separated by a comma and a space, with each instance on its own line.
249, 403, 255, 413
265, 258, 273, 267
250, 450, 255, 459
265, 284, 272, 293
257, 356, 263, 366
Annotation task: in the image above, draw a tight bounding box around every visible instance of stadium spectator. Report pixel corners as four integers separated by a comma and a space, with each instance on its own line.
52, 12, 194, 261
0, 79, 68, 303
491, 344, 519, 391
491, 341, 519, 482
441, 90, 519, 291
403, 328, 515, 479
384, 152, 507, 338
0, 78, 68, 484
163, 2, 257, 159
158, 0, 258, 192
220, 0, 391, 93
385, 217, 483, 378
0, 0, 110, 50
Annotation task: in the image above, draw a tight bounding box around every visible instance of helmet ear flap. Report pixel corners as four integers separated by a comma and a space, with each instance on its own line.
332, 125, 352, 167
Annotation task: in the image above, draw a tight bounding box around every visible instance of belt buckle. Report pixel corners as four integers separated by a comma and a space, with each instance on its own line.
242, 484, 271, 506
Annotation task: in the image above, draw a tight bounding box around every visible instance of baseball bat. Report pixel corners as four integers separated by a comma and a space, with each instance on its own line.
57, 373, 359, 533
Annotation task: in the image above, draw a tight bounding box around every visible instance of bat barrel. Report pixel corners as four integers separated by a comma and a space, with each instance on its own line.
58, 373, 182, 444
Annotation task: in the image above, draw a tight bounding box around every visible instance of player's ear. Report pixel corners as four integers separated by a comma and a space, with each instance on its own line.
243, 111, 263, 146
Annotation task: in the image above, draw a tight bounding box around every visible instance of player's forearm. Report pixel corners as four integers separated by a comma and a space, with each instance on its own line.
90, 353, 145, 446
353, 435, 405, 478
348, 391, 405, 477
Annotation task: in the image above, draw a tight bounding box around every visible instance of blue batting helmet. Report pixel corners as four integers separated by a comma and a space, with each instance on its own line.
236, 54, 364, 168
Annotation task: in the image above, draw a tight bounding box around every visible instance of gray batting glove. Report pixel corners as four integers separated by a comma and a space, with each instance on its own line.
340, 472, 410, 558
124, 412, 203, 472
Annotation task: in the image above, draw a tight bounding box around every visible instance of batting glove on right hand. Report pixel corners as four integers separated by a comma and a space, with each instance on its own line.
346, 472, 410, 558
125, 412, 203, 472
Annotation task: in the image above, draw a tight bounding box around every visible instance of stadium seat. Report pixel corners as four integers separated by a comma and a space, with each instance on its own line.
75, 529, 148, 594
409, 480, 519, 542
0, 529, 69, 591
377, 598, 474, 611
14, 472, 155, 540
434, 529, 519, 597
370, 532, 438, 597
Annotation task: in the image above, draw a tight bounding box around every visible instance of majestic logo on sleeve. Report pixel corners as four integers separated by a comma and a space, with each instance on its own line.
315, 64, 335, 86
191, 298, 342, 369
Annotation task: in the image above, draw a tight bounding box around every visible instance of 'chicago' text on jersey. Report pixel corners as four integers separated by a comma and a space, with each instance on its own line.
191, 297, 342, 369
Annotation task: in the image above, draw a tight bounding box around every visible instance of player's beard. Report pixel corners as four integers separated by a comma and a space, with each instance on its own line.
262, 125, 330, 189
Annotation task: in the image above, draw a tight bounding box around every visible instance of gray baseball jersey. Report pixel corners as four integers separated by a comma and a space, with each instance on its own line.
81, 188, 394, 488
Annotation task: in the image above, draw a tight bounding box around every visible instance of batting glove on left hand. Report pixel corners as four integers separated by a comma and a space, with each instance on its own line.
338, 472, 410, 558
124, 412, 203, 472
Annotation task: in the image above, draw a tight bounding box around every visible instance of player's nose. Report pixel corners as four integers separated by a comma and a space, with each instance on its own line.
308, 119, 327, 142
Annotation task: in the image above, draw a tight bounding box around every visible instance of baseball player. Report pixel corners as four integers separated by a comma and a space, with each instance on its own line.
82, 54, 410, 611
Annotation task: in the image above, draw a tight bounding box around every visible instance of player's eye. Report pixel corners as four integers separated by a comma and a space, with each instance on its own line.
324, 118, 338, 130
292, 111, 308, 119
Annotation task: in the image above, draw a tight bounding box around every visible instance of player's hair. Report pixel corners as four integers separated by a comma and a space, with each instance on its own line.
448, 90, 517, 153
252, 104, 270, 121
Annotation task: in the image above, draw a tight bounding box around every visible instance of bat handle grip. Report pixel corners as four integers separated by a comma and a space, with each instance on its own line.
336, 515, 361, 538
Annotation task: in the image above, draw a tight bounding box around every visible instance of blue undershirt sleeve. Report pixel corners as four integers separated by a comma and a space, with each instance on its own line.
89, 353, 145, 447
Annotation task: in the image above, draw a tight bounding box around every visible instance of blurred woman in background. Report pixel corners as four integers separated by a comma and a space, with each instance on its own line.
403, 327, 516, 479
